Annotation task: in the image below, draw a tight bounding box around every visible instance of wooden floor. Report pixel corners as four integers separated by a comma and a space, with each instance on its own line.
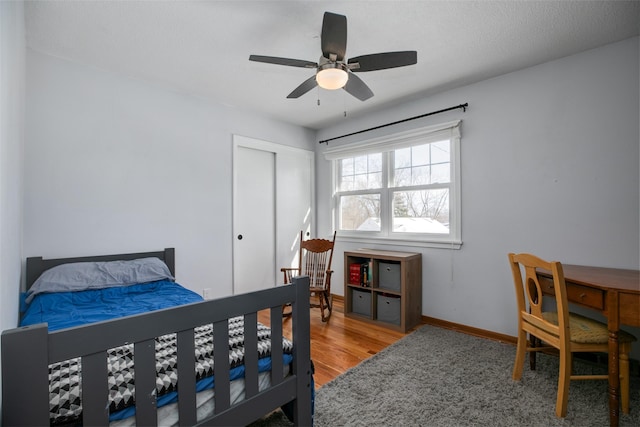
258, 297, 422, 389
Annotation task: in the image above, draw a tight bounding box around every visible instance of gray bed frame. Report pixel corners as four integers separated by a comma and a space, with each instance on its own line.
1, 248, 312, 426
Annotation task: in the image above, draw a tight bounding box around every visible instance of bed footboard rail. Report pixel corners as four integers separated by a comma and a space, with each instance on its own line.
1, 276, 312, 427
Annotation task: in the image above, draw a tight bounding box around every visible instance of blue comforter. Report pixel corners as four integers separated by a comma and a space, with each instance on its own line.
20, 280, 203, 331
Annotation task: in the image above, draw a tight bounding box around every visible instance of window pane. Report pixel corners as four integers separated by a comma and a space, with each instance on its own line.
392, 143, 438, 187
394, 167, 410, 187
338, 153, 382, 191
355, 173, 368, 189
339, 194, 381, 231
339, 175, 353, 191
339, 159, 352, 191
412, 165, 430, 185
354, 156, 368, 174
411, 144, 430, 166
395, 147, 411, 168
369, 171, 382, 188
341, 158, 353, 175
368, 154, 382, 173
430, 140, 450, 163
430, 163, 450, 184
392, 189, 449, 234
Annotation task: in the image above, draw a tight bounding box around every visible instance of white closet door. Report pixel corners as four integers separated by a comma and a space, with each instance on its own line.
233, 135, 314, 294
233, 145, 276, 294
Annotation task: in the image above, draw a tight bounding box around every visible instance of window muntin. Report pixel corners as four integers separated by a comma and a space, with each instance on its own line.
330, 123, 461, 246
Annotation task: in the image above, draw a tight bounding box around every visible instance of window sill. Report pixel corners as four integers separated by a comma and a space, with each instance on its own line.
336, 235, 462, 250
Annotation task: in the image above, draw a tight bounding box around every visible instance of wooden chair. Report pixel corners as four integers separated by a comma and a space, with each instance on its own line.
281, 231, 336, 322
508, 253, 636, 417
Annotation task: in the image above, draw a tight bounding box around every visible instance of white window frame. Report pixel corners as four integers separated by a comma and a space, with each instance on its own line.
325, 120, 462, 249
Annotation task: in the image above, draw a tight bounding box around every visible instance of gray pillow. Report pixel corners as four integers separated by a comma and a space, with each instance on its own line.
26, 257, 174, 303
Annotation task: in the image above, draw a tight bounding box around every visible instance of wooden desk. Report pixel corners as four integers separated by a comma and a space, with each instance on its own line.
538, 264, 640, 427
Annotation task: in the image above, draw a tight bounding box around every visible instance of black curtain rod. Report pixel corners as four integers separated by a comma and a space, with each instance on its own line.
318, 102, 468, 144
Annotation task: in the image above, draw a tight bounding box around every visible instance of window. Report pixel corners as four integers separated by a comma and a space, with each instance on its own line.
325, 120, 461, 248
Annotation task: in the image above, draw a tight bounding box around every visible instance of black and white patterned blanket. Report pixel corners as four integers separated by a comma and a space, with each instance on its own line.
47, 317, 292, 425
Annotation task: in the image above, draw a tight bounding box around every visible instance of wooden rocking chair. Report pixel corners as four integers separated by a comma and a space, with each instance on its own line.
281, 231, 336, 322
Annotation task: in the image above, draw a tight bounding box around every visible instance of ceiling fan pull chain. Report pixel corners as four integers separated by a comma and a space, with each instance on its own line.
343, 91, 347, 117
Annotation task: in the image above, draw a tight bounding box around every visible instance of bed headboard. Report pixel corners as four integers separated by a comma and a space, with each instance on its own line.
25, 248, 175, 290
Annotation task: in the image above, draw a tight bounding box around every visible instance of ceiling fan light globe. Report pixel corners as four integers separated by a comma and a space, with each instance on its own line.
316, 67, 348, 90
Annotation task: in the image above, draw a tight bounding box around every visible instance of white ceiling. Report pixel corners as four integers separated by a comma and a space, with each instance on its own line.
24, 1, 640, 130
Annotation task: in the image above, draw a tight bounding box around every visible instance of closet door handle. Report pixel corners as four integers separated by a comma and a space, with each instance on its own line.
237, 234, 243, 240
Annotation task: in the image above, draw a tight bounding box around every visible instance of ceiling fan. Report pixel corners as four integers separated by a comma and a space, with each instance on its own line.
249, 12, 417, 101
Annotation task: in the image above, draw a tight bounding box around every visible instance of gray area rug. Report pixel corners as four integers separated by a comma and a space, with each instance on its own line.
253, 325, 640, 426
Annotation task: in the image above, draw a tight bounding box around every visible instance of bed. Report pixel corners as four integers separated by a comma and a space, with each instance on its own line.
1, 248, 312, 426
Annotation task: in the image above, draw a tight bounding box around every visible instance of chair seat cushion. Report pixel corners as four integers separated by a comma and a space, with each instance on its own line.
543, 312, 637, 344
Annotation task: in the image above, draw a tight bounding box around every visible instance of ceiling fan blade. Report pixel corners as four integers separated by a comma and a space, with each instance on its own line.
348, 51, 417, 72
321, 12, 347, 61
249, 55, 317, 68
343, 73, 373, 101
287, 75, 318, 98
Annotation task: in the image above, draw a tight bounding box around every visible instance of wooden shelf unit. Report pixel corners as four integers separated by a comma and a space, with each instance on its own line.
344, 249, 422, 333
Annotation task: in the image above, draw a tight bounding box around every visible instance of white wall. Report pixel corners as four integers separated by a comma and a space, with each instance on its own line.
317, 37, 640, 353
0, 0, 25, 415
23, 50, 315, 300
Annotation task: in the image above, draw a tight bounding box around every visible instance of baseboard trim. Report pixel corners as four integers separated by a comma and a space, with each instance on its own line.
422, 315, 517, 345
332, 294, 516, 345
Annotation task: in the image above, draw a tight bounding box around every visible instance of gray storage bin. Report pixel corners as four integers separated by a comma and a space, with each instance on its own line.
351, 288, 372, 316
376, 294, 401, 325
378, 262, 401, 291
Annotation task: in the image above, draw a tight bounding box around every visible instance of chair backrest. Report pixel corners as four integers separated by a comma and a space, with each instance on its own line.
298, 231, 336, 289
508, 253, 570, 348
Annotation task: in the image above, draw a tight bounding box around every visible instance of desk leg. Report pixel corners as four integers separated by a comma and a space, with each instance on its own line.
607, 290, 620, 427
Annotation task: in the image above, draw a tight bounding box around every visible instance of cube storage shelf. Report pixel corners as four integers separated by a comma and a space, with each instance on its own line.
344, 249, 422, 333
